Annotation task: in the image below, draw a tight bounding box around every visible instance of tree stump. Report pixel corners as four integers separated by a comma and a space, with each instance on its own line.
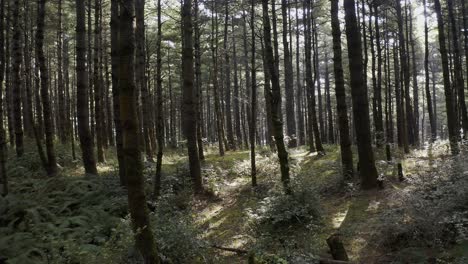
386, 144, 392, 161
398, 163, 404, 182
326, 233, 349, 261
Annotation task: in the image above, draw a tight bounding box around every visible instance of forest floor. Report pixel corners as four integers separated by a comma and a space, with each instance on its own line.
1, 141, 468, 263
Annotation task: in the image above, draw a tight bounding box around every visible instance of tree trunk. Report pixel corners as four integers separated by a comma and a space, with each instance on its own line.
153, 0, 164, 198
182, 0, 204, 194
343, 0, 379, 189
36, 0, 57, 175
0, 0, 7, 196
76, 0, 98, 175
250, 0, 257, 187
211, 4, 225, 156
423, 0, 436, 142
447, 0, 468, 138
281, 0, 296, 145
262, 0, 291, 194
331, 0, 354, 179
12, 0, 23, 157
94, 0, 105, 162
295, 1, 304, 146
118, 0, 159, 262
434, 0, 459, 154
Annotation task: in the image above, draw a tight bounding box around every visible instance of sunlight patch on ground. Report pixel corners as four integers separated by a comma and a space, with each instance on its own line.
332, 206, 349, 229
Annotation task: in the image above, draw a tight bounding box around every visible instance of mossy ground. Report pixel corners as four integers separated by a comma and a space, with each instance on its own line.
3, 139, 468, 263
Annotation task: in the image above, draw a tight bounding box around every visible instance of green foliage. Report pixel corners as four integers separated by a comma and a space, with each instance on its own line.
252, 180, 322, 230
379, 153, 468, 261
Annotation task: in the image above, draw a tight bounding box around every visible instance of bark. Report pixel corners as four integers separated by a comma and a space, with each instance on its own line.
233, 20, 242, 148
396, 0, 414, 148
194, 0, 204, 160
76, 0, 98, 175
22, 0, 33, 139
374, 3, 384, 146
295, 1, 304, 146
434, 0, 459, 154
36, 0, 57, 175
0, 0, 7, 196
281, 0, 296, 144
94, 0, 105, 162
325, 57, 334, 144
118, 0, 159, 262
57, 0, 66, 143
182, 0, 204, 193
12, 0, 23, 157
223, 2, 234, 149
136, 0, 153, 160
250, 0, 257, 187
262, 0, 291, 193
153, 0, 164, 198
111, 0, 125, 184
409, 5, 419, 146
211, 4, 225, 156
447, 0, 468, 138
304, 0, 315, 152
343, 0, 379, 189
423, 0, 436, 142
331, 0, 353, 179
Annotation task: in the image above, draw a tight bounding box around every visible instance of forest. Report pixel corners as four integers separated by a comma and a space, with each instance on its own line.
1, 0, 468, 263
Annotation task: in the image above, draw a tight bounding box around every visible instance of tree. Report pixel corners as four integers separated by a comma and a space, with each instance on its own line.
76, 0, 98, 175
331, 0, 354, 179
37, 0, 57, 175
154, 0, 164, 198
250, 0, 257, 187
94, 0, 105, 162
343, 0, 378, 189
0, 0, 7, 196
434, 0, 459, 154
447, 0, 468, 138
182, 0, 203, 194
262, 0, 290, 193
423, 0, 436, 142
11, 0, 23, 157
281, 0, 296, 145
118, 0, 159, 262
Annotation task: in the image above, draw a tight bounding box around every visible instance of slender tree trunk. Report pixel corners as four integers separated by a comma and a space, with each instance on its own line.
36, 0, 58, 175
76, 0, 98, 175
324, 56, 334, 144
409, 5, 419, 146
93, 0, 105, 162
434, 0, 459, 154
343, 0, 379, 189
331, 0, 353, 179
111, 0, 125, 184
0, 0, 7, 196
250, 0, 257, 187
295, 1, 304, 146
396, 0, 414, 148
423, 0, 436, 142
233, 20, 242, 148
447, 0, 468, 138
211, 4, 225, 156
304, 0, 315, 153
182, 0, 204, 193
12, 0, 23, 157
194, 0, 204, 160
262, 0, 290, 194
153, 0, 164, 198
118, 1, 159, 261
281, 0, 296, 145
374, 3, 384, 146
